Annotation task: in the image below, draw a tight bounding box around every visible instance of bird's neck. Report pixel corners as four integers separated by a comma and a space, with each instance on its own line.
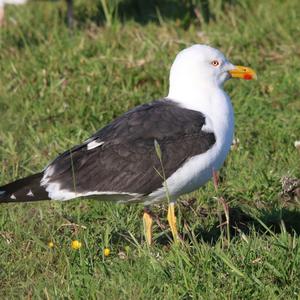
167, 82, 225, 114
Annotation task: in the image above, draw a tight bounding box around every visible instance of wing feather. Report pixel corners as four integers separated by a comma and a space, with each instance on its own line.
43, 99, 216, 197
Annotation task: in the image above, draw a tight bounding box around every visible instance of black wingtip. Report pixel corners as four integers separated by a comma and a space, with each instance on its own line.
0, 190, 16, 203
0, 172, 50, 203
0, 190, 7, 202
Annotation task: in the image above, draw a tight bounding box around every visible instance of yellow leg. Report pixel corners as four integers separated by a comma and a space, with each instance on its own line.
212, 170, 219, 191
143, 211, 153, 245
167, 202, 179, 242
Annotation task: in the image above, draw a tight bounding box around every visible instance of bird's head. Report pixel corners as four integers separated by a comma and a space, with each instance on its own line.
168, 44, 256, 101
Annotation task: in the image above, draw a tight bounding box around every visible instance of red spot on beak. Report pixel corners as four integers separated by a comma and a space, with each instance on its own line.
243, 74, 252, 80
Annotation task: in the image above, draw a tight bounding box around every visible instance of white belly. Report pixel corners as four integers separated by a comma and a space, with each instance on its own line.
147, 134, 232, 203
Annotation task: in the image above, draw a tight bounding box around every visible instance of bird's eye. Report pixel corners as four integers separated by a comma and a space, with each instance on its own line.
211, 60, 220, 67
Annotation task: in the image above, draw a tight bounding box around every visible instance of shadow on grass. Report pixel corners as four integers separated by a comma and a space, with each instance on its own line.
190, 206, 300, 245
68, 0, 238, 28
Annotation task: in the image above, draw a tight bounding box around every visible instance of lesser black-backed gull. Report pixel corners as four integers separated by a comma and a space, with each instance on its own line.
0, 45, 256, 244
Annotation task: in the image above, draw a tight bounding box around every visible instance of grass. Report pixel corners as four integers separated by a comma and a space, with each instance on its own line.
0, 0, 300, 298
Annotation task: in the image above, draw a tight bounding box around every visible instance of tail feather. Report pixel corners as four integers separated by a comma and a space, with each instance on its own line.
0, 172, 50, 203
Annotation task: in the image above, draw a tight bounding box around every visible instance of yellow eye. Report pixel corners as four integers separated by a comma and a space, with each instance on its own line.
211, 60, 220, 67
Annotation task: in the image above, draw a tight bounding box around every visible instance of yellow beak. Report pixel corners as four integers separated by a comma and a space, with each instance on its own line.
229, 65, 257, 80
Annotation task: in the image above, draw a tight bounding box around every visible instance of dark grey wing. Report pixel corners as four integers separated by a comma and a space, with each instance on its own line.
44, 99, 216, 196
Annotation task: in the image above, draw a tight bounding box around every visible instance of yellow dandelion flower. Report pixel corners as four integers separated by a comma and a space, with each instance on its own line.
48, 241, 54, 248
103, 248, 110, 257
71, 240, 82, 250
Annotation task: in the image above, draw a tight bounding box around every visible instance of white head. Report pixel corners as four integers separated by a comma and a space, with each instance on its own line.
167, 44, 256, 102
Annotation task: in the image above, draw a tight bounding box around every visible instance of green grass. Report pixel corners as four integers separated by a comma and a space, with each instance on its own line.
1, 0, 300, 298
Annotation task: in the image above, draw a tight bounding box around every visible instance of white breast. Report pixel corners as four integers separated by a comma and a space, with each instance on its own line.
147, 89, 234, 204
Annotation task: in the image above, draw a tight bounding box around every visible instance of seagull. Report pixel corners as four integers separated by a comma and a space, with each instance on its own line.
0, 45, 256, 244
